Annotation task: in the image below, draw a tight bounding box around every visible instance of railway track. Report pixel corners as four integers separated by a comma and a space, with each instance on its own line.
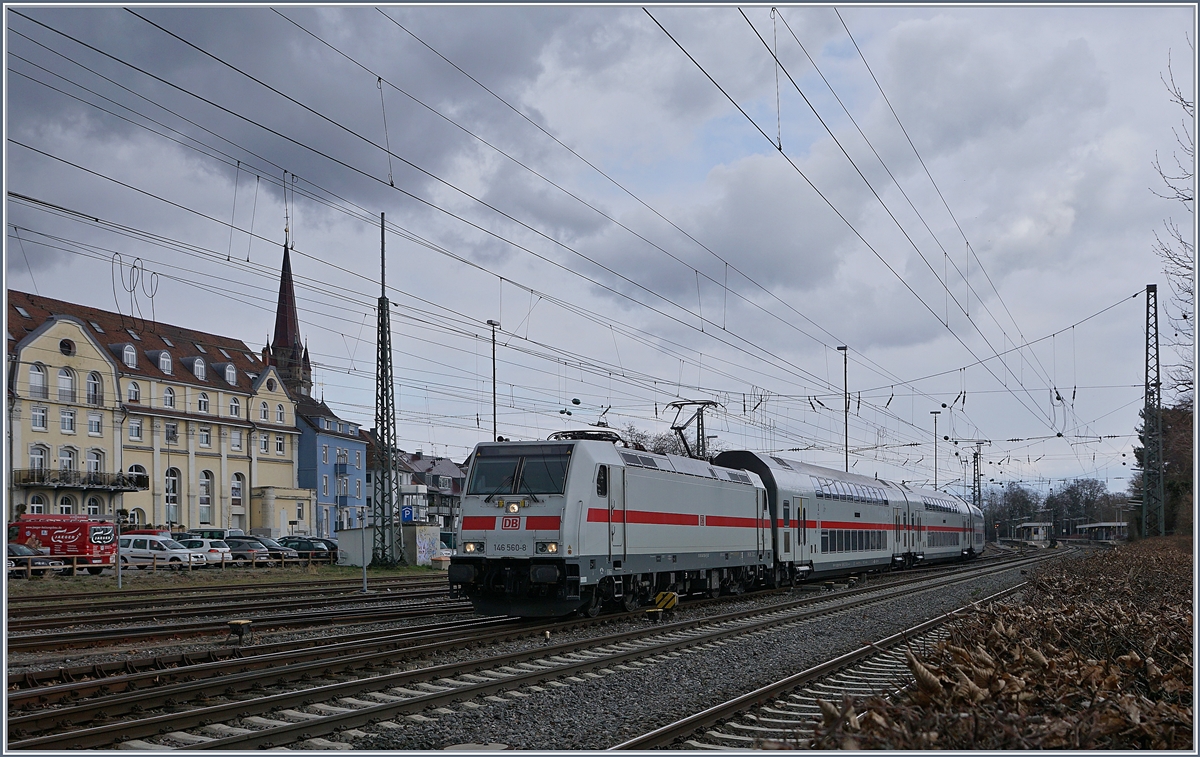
6, 576, 445, 612
7, 582, 451, 630
610, 585, 1020, 749
8, 552, 1052, 750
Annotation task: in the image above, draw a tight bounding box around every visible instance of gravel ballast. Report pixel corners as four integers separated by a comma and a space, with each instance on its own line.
354, 564, 1037, 751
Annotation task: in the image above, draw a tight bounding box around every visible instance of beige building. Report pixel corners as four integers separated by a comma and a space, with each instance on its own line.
7, 291, 313, 536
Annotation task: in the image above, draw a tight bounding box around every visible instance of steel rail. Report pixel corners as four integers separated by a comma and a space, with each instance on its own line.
5, 575, 440, 605
608, 583, 1026, 749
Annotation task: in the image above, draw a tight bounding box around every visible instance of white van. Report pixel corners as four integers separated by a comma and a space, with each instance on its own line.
118, 535, 206, 570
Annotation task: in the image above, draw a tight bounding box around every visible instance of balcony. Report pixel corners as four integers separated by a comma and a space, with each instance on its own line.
12, 468, 149, 492
334, 463, 350, 477
86, 391, 103, 406
335, 495, 351, 507
29, 385, 48, 400
58, 388, 76, 403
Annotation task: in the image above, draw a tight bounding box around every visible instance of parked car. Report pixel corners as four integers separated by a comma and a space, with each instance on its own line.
117, 535, 206, 570
176, 538, 233, 566
7, 543, 66, 578
187, 528, 246, 540
276, 536, 335, 562
225, 535, 299, 566
222, 538, 273, 568
437, 541, 457, 559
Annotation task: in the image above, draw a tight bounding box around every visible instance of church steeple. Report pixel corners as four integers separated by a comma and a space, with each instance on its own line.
268, 240, 312, 397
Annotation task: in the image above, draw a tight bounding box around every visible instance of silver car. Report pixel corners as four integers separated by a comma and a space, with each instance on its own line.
118, 535, 207, 570
177, 538, 233, 566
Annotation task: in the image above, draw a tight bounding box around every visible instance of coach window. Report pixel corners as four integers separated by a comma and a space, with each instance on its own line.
596, 465, 608, 497
783, 501, 790, 527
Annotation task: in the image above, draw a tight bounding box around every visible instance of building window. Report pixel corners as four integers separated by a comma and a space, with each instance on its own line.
260, 401, 269, 420
356, 450, 362, 469
259, 434, 269, 453
276, 404, 285, 423
159, 351, 172, 374
322, 475, 329, 496
59, 338, 76, 356
87, 496, 102, 516
322, 445, 328, 464
163, 387, 175, 408
59, 447, 76, 471
58, 368, 76, 402
231, 429, 243, 450
164, 467, 180, 524
225, 364, 236, 385
28, 494, 45, 514
128, 382, 141, 402
123, 345, 137, 367
28, 364, 48, 398
198, 393, 210, 413
31, 405, 47, 431
129, 418, 143, 441
229, 397, 240, 417
194, 359, 206, 380
297, 502, 304, 521
29, 445, 47, 470
60, 408, 76, 433
356, 479, 362, 498
165, 422, 179, 444
86, 372, 103, 405
86, 450, 102, 474
199, 426, 212, 447
129, 464, 147, 480
231, 473, 244, 507
88, 413, 103, 436
275, 435, 285, 454
199, 470, 213, 524
58, 495, 74, 515
337, 449, 348, 465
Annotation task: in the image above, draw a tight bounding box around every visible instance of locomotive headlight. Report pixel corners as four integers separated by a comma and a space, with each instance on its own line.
463, 542, 485, 554
536, 541, 558, 554
506, 502, 520, 513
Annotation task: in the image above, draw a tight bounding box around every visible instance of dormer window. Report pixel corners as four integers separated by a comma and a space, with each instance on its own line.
122, 345, 137, 368
225, 364, 236, 385
159, 352, 172, 374
193, 358, 206, 381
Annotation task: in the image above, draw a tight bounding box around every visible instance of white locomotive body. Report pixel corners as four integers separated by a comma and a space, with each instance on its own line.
450, 439, 981, 617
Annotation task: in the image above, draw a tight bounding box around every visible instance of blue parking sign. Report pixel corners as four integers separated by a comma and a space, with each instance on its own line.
401, 505, 414, 523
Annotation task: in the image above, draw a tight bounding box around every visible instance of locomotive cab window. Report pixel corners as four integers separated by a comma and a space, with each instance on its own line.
467, 443, 572, 499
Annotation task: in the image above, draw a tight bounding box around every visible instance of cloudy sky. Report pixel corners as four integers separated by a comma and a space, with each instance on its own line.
6, 4, 1194, 499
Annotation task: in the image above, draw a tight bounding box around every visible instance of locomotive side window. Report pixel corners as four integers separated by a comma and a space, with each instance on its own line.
596, 465, 608, 497
783, 501, 789, 527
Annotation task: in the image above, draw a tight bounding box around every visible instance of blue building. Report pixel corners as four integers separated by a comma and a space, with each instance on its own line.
295, 395, 366, 537
266, 245, 367, 538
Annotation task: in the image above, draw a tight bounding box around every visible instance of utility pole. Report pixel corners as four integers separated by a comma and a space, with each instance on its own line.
930, 410, 940, 489
1141, 283, 1166, 538
837, 346, 848, 471
487, 319, 500, 441
373, 212, 404, 565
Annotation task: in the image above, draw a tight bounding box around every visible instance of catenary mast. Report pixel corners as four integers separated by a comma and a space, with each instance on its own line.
373, 213, 404, 564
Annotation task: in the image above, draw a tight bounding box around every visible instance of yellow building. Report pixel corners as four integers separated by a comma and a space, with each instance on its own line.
7, 291, 313, 536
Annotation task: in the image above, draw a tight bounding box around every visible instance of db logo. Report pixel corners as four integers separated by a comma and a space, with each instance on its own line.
501, 516, 521, 531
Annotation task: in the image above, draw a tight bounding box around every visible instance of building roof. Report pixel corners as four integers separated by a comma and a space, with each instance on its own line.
8, 290, 266, 394
294, 394, 362, 441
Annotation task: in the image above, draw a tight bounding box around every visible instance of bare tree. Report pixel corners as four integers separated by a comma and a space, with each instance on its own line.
1151, 41, 1195, 403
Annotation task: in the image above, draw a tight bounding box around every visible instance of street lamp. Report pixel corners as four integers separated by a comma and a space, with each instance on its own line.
487, 320, 501, 441
930, 411, 941, 489
836, 346, 848, 472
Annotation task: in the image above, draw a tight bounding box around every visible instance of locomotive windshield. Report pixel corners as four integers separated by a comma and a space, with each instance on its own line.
467, 444, 572, 497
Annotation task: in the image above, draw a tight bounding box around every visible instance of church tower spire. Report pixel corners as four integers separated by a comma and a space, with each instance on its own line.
268, 240, 312, 397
